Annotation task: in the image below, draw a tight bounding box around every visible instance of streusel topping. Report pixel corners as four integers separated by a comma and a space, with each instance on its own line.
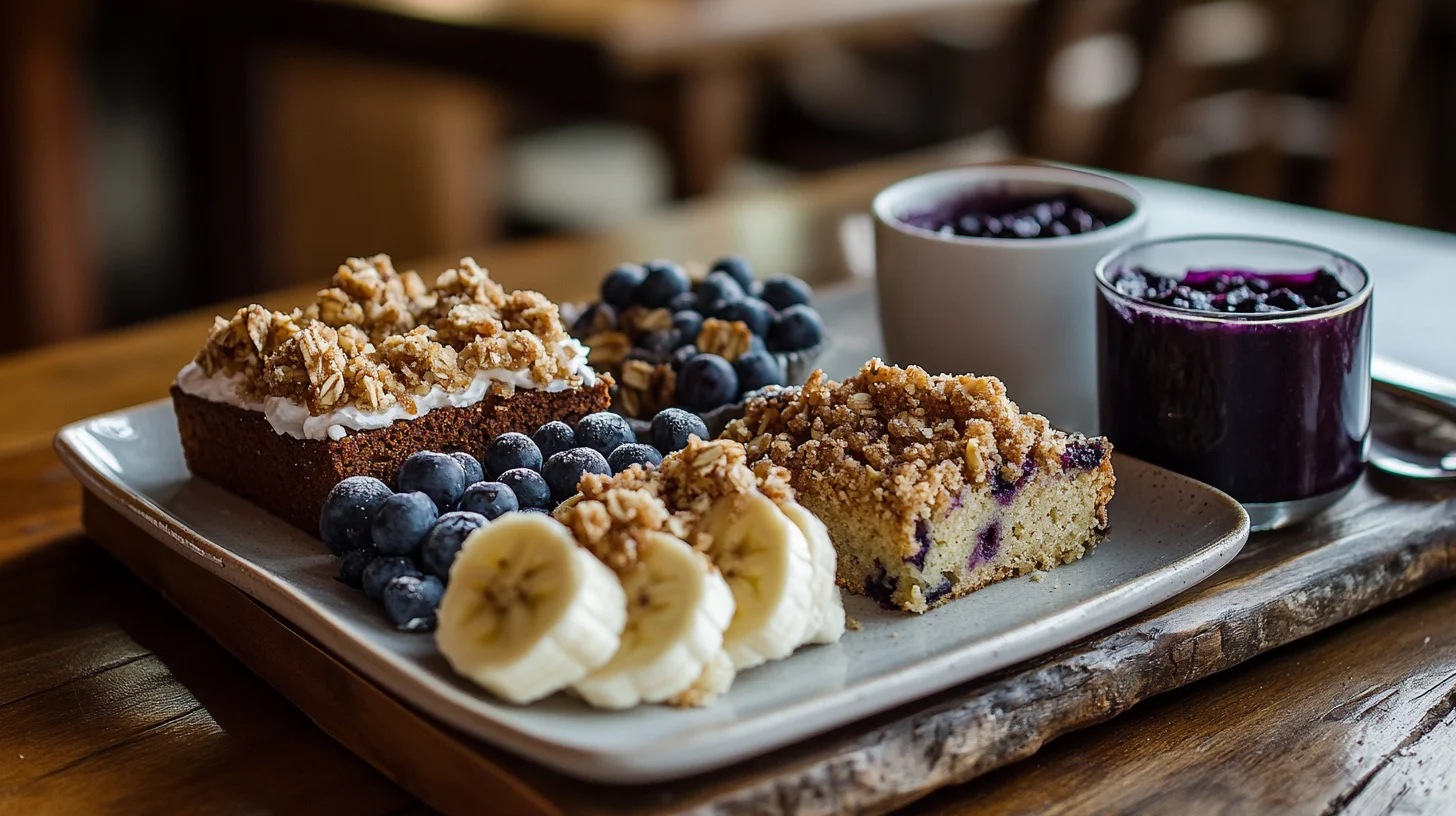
555, 438, 794, 571
722, 358, 1091, 524
193, 255, 589, 416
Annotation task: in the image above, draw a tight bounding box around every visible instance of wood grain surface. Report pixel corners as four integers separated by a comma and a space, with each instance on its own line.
5, 143, 1456, 813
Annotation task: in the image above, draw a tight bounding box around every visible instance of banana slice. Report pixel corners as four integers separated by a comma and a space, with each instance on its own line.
701, 491, 815, 670
573, 532, 736, 709
668, 649, 737, 708
778, 502, 846, 645
436, 513, 627, 704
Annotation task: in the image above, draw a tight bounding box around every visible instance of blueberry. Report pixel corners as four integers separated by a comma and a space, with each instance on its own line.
734, 349, 785, 394
337, 548, 375, 589
747, 333, 768, 355
709, 255, 756, 293
758, 276, 812, 311
451, 452, 484, 486
1010, 218, 1041, 239
531, 421, 576, 461
672, 310, 704, 346
459, 481, 519, 520
397, 452, 466, 513
704, 298, 738, 320
650, 407, 710, 453
497, 468, 548, 511
768, 304, 824, 352
601, 263, 646, 309
638, 260, 691, 308
608, 443, 664, 473
956, 215, 983, 236
640, 329, 682, 359
484, 432, 542, 479
362, 556, 421, 602
319, 476, 393, 555
575, 412, 636, 457
671, 344, 699, 371
543, 448, 611, 502
1069, 209, 1095, 234
716, 298, 774, 337
667, 291, 699, 313
1266, 288, 1307, 311
371, 492, 439, 557
421, 511, 488, 579
696, 271, 746, 312
570, 301, 617, 339
382, 574, 445, 631
1049, 221, 1071, 237
677, 354, 739, 411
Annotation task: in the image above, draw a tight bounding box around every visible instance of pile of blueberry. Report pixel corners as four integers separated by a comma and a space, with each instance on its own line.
1110, 266, 1351, 314
570, 256, 824, 413
900, 193, 1119, 240
317, 408, 710, 630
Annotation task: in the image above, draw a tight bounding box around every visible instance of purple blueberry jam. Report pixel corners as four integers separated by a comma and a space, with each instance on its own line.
901, 192, 1125, 240
905, 519, 932, 569
1110, 266, 1351, 314
1060, 438, 1108, 471
990, 456, 1035, 505
1097, 246, 1371, 506
924, 579, 954, 605
969, 521, 1001, 568
864, 560, 899, 609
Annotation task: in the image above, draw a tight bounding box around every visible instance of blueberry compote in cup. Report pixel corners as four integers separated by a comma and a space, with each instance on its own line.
1096, 235, 1373, 531
873, 165, 1147, 433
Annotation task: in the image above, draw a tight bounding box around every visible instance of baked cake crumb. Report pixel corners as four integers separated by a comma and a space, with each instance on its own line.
722, 359, 1115, 613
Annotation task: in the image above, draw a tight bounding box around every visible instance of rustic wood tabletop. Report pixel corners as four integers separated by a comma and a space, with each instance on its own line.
3, 141, 1455, 814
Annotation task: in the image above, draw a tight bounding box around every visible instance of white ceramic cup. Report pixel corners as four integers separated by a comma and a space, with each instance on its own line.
872, 165, 1148, 432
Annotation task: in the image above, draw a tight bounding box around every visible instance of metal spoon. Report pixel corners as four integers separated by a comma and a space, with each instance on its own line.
1369, 356, 1456, 480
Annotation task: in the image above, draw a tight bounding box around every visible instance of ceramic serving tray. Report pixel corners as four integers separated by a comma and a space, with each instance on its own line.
55, 400, 1249, 784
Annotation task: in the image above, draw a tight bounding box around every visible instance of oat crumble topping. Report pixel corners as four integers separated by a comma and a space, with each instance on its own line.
554, 438, 795, 571
193, 255, 589, 416
721, 358, 1108, 525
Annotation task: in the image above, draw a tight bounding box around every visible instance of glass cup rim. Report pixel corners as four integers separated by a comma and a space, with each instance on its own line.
1095, 233, 1373, 323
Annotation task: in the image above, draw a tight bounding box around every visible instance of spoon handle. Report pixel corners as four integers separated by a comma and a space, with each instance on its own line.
1371, 356, 1456, 422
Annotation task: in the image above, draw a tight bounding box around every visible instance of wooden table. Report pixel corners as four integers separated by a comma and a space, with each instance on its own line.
4, 142, 1456, 814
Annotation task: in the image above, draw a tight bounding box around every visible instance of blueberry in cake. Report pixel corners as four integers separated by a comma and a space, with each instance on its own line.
172, 255, 610, 531
723, 359, 1115, 613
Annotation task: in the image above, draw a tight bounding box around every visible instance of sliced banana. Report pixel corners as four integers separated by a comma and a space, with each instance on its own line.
701, 491, 816, 670
436, 513, 627, 704
573, 532, 736, 709
778, 502, 846, 645
668, 649, 738, 708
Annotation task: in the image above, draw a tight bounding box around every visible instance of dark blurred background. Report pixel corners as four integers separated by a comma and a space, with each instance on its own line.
0, 0, 1448, 352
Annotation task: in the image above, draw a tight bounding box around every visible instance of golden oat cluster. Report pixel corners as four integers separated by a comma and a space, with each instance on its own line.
193, 255, 588, 415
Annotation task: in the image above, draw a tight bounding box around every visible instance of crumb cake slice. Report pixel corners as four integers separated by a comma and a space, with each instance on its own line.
172, 255, 610, 531
723, 359, 1114, 613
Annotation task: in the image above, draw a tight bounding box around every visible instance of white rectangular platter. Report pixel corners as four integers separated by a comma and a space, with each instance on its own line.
56, 400, 1248, 784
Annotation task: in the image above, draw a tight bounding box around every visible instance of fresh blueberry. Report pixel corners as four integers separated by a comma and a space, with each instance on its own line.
601, 263, 646, 309
671, 344, 699, 371
319, 476, 392, 555
650, 407, 710, 453
421, 511, 488, 579
709, 255, 756, 293
704, 298, 738, 321
747, 333, 767, 355
574, 412, 636, 457
768, 304, 824, 352
396, 452, 466, 513
696, 271, 746, 312
337, 547, 375, 589
758, 276, 812, 311
499, 467, 551, 510
638, 260, 691, 308
543, 448, 611, 502
570, 301, 617, 338
532, 421, 576, 460
371, 492, 439, 557
483, 432, 542, 479
459, 481, 519, 520
382, 574, 445, 631
608, 443, 664, 473
451, 452, 484, 486
362, 556, 421, 602
668, 291, 699, 313
734, 349, 785, 394
715, 298, 774, 337
677, 353, 739, 411
1266, 288, 1307, 311
672, 310, 704, 346
639, 329, 682, 359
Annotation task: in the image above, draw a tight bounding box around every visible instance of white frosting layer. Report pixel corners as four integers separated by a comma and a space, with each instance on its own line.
176, 338, 598, 442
